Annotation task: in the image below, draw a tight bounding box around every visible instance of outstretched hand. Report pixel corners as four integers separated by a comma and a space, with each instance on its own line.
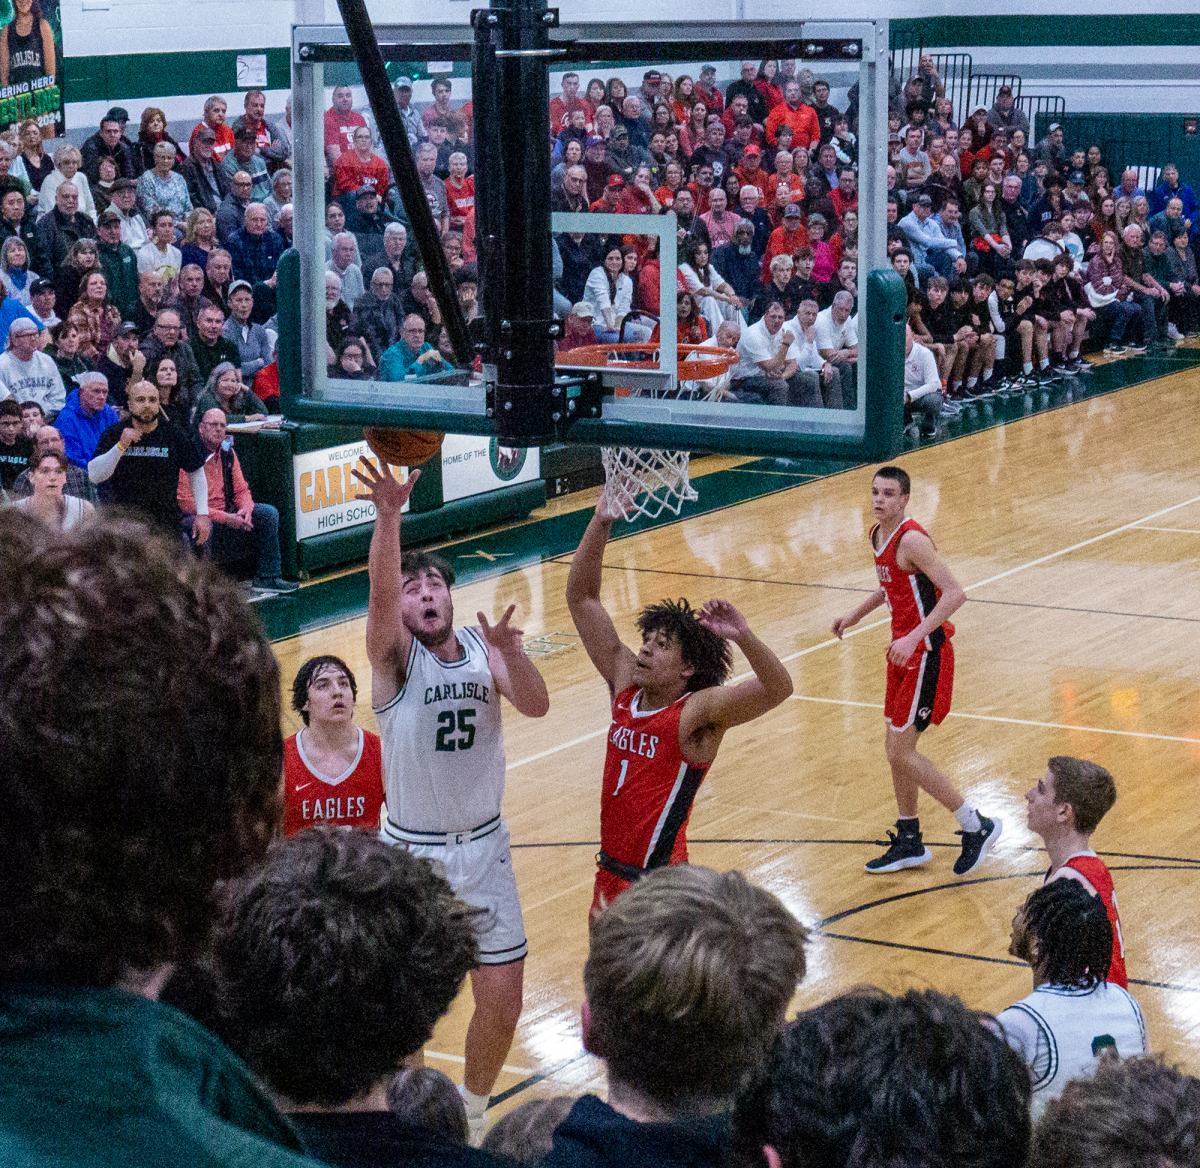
478, 604, 524, 656
698, 599, 750, 641
596, 494, 628, 523
351, 460, 420, 516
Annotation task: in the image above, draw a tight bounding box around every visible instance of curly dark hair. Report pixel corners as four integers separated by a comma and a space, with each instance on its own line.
1034, 1056, 1200, 1168
400, 548, 456, 587
1020, 878, 1112, 989
291, 654, 357, 726
214, 827, 480, 1106
0, 510, 283, 986
637, 598, 732, 691
730, 987, 1032, 1168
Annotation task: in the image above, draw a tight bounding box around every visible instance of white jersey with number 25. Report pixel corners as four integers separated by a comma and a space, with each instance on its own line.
375, 626, 506, 833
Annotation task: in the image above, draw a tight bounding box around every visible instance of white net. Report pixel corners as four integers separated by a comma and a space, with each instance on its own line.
600, 447, 698, 521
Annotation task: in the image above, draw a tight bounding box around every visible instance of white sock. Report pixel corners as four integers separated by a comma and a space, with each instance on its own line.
1023, 362, 1033, 374
1069, 349, 1080, 360
1040, 358, 1050, 369
982, 368, 993, 382
459, 1084, 489, 1119
966, 376, 978, 389
955, 805, 982, 833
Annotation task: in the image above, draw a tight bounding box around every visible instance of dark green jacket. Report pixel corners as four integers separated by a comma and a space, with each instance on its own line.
0, 984, 326, 1168
192, 333, 243, 384
98, 239, 140, 320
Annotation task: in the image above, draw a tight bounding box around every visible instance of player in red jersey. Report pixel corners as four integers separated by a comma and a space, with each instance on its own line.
832, 466, 1001, 875
1025, 755, 1126, 986
283, 655, 384, 837
567, 498, 794, 921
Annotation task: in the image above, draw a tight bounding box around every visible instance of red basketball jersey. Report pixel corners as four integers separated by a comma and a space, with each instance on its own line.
871, 517, 954, 649
1049, 852, 1128, 988
601, 686, 713, 870
283, 728, 385, 836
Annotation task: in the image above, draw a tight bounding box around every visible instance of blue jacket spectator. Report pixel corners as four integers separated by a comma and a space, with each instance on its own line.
1150, 165, 1198, 219
379, 315, 450, 380
225, 205, 286, 286
54, 375, 120, 467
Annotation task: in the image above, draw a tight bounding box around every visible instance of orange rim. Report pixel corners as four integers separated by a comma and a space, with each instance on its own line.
557, 343, 739, 383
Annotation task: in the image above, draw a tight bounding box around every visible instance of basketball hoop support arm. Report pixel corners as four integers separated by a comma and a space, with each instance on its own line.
472, 0, 560, 445
333, 0, 473, 366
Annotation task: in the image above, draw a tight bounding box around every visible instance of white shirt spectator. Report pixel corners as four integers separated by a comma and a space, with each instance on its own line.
137, 240, 183, 283
583, 267, 634, 322
39, 170, 97, 223
0, 348, 65, 415
732, 316, 790, 380
997, 982, 1148, 1121
113, 206, 150, 252
326, 258, 364, 310
904, 340, 941, 400
1061, 230, 1085, 273
1023, 238, 1067, 264
783, 315, 825, 372
815, 307, 858, 356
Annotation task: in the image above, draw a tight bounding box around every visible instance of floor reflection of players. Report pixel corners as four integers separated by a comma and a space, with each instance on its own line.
0, 0, 55, 93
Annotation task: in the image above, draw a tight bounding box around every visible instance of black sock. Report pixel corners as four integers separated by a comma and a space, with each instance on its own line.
897, 816, 920, 835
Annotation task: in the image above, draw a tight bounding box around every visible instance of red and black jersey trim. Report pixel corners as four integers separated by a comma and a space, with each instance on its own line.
644, 763, 707, 870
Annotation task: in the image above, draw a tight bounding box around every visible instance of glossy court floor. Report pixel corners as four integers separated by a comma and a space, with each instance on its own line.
271, 364, 1200, 1119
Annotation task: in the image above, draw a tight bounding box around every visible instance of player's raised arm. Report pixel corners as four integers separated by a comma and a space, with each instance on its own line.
680, 600, 793, 754
566, 501, 638, 693
478, 604, 550, 718
351, 459, 421, 706
888, 531, 965, 666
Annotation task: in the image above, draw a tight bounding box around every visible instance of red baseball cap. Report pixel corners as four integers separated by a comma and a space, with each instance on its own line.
606, 174, 625, 188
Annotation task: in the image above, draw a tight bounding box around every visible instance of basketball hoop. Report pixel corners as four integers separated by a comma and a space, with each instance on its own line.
557, 341, 739, 521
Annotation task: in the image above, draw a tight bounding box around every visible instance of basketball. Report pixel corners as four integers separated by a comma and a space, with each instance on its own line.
363, 428, 445, 467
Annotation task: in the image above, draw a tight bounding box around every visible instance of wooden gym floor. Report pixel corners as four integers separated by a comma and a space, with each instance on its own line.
272, 369, 1200, 1117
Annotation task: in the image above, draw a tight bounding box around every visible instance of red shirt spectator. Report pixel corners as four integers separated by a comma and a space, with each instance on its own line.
829, 186, 859, 223
761, 210, 809, 280
765, 171, 804, 206
331, 127, 391, 198
190, 122, 234, 164
445, 173, 476, 221
325, 106, 368, 161
735, 150, 769, 192
687, 180, 713, 215
765, 95, 820, 149
694, 74, 725, 117
550, 74, 593, 134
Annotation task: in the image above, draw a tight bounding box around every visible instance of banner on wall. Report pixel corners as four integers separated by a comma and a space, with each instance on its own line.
0, 0, 64, 138
441, 434, 540, 503
293, 440, 410, 541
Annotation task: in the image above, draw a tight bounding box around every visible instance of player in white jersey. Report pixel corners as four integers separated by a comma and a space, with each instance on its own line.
999, 879, 1147, 1120
353, 458, 550, 1137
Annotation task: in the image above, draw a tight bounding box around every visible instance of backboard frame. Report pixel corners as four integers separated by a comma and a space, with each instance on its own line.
283, 17, 905, 459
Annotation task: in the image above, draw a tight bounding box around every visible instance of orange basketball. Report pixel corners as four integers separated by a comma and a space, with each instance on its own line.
363, 428, 445, 467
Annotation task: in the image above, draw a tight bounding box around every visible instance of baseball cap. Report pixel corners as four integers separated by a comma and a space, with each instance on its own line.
97, 209, 122, 226
233, 125, 257, 143
116, 320, 138, 336
917, 193, 933, 206
743, 144, 761, 157
783, 203, 802, 217
228, 280, 253, 296
111, 177, 137, 193
610, 124, 628, 137
643, 69, 661, 80
8, 316, 38, 336
195, 125, 217, 143
30, 278, 53, 295
1049, 122, 1062, 132
586, 135, 605, 148
699, 64, 716, 76
355, 183, 379, 199
394, 76, 414, 90
104, 106, 129, 123
1068, 169, 1085, 184
572, 301, 594, 318
606, 174, 625, 189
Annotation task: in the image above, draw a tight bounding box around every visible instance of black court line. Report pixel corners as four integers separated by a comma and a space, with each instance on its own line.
488, 1052, 592, 1109
590, 564, 1197, 625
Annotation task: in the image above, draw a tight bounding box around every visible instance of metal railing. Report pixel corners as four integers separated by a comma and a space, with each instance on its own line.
929, 52, 973, 125
966, 73, 1021, 121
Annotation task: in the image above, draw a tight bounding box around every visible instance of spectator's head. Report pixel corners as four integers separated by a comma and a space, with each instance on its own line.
53, 144, 81, 180
108, 176, 137, 211
202, 94, 228, 127
108, 320, 137, 361
150, 208, 175, 245
54, 180, 79, 216
20, 399, 45, 436
400, 312, 426, 352
0, 397, 21, 445
891, 248, 912, 277
415, 141, 437, 179
1119, 167, 1139, 195
926, 273, 948, 305
387, 1068, 468, 1144
1010, 877, 1112, 991
196, 406, 228, 455
335, 336, 366, 376
148, 355, 177, 400
1034, 1056, 1200, 1168
242, 203, 269, 237
151, 140, 175, 174
730, 988, 1031, 1168
482, 1096, 575, 1165
818, 143, 837, 173
797, 297, 819, 329
205, 363, 243, 409
715, 320, 740, 348
972, 273, 994, 300
215, 827, 479, 1107
95, 208, 122, 247
913, 192, 932, 219
949, 278, 971, 304
271, 168, 293, 204
806, 212, 827, 242
151, 307, 181, 348
831, 290, 853, 321
1, 187, 25, 224
354, 185, 379, 215
770, 253, 794, 284
431, 78, 452, 103
940, 197, 960, 225
191, 124, 217, 161
1002, 174, 1022, 204
674, 187, 694, 217
1122, 223, 1143, 249
30, 278, 55, 319
75, 371, 109, 415
585, 866, 807, 1116
126, 379, 161, 426
197, 303, 226, 343
7, 315, 39, 360
29, 422, 62, 459
228, 279, 253, 322
0, 234, 26, 273
382, 221, 407, 259
278, 203, 293, 237
330, 86, 354, 114
243, 88, 265, 122
732, 218, 755, 252
793, 245, 815, 278
229, 170, 254, 202
177, 263, 205, 299
142, 273, 168, 310
1149, 229, 1169, 254
837, 167, 856, 197
369, 266, 394, 301
232, 126, 257, 165
0, 505, 283, 986
330, 231, 356, 271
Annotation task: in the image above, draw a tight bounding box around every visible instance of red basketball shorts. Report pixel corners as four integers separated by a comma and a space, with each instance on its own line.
884, 639, 954, 732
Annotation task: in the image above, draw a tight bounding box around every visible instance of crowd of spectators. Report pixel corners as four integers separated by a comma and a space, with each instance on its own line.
0, 520, 1185, 1168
